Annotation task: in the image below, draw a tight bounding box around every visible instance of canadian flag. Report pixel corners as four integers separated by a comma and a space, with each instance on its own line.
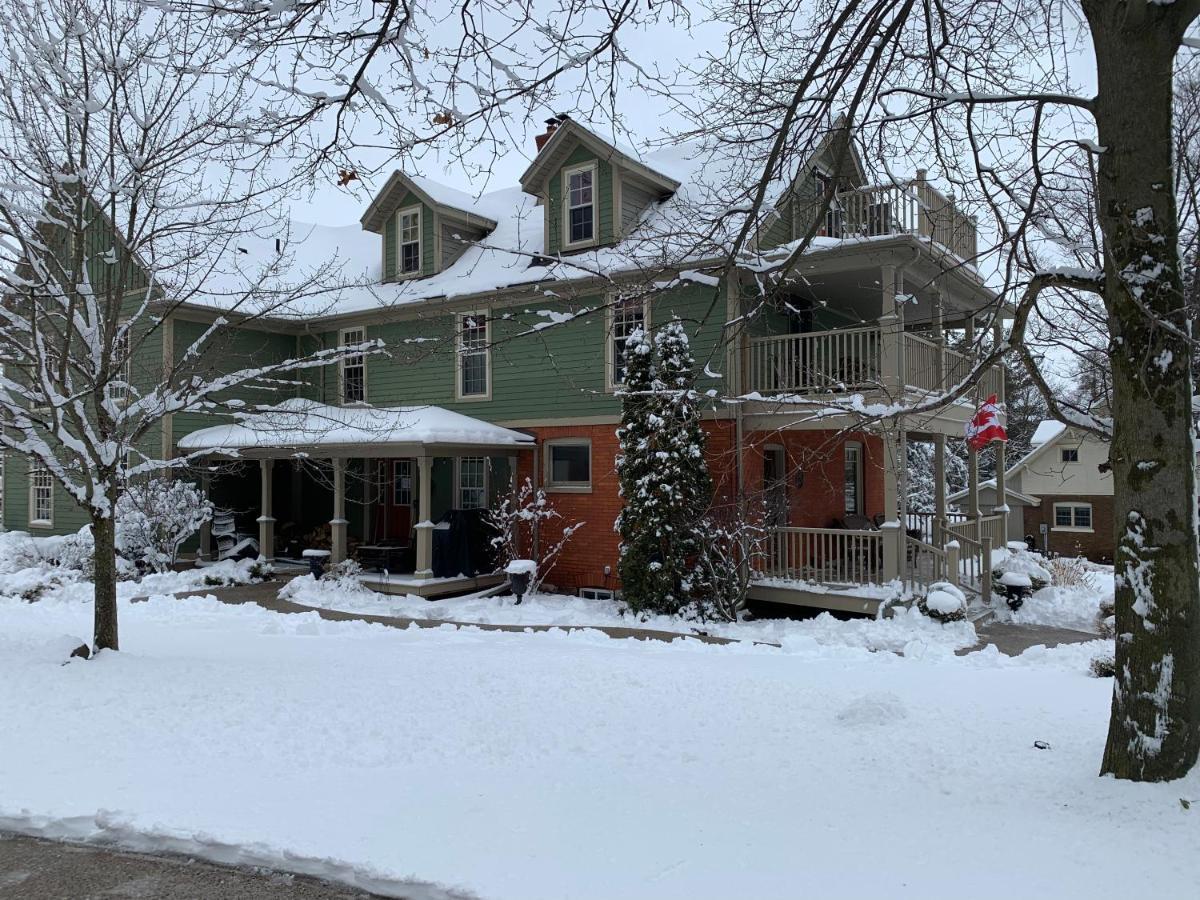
965, 394, 1008, 451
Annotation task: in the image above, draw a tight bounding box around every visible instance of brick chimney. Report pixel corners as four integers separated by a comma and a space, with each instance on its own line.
534, 114, 567, 152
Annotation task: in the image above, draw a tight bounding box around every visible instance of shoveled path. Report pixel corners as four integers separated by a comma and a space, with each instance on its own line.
0, 833, 399, 899
191, 579, 1101, 656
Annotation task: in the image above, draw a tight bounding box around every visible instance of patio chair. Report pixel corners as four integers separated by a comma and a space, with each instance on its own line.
212, 508, 258, 561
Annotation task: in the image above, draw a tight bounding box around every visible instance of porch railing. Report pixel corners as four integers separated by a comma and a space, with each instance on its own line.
903, 534, 950, 594
760, 526, 883, 585
823, 179, 978, 263
748, 325, 1003, 399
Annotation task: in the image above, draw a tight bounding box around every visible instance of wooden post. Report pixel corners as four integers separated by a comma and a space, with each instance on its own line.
878, 265, 901, 397
992, 318, 1009, 545
932, 289, 945, 390
330, 457, 347, 564
965, 315, 980, 522
881, 431, 901, 582
257, 458, 275, 562
981, 536, 993, 605
945, 540, 960, 589
933, 434, 946, 546
413, 454, 434, 579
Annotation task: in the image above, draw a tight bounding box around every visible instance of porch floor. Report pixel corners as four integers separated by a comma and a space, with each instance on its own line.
747, 580, 891, 616
358, 571, 506, 599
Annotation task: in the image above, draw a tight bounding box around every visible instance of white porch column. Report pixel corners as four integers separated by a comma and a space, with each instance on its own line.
330, 458, 348, 564
257, 458, 275, 561
965, 316, 980, 521
878, 265, 902, 397
198, 465, 212, 562
413, 454, 434, 579
881, 432, 902, 582
932, 290, 945, 389
933, 434, 947, 545
992, 318, 1009, 542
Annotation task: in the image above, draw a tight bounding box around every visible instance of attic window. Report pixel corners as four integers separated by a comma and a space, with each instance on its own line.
564, 163, 596, 246
398, 206, 421, 276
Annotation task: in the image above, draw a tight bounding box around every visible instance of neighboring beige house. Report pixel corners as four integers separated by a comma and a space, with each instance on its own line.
950, 420, 1115, 561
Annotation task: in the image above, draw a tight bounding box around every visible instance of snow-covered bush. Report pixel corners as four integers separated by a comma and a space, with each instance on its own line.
1089, 652, 1116, 678
116, 478, 212, 573
917, 581, 967, 623
991, 547, 1051, 596
689, 516, 766, 622
200, 558, 272, 587
488, 477, 584, 594
1097, 596, 1116, 638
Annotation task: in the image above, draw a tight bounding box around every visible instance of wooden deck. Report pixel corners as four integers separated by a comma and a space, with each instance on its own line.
358, 571, 506, 599
746, 580, 888, 616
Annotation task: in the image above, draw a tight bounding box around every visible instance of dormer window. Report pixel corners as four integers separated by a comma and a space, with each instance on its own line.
564, 163, 596, 247
398, 206, 421, 276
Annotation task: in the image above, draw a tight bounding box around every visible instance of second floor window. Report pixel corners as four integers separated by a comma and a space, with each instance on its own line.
609, 298, 646, 388
458, 313, 489, 398
340, 327, 366, 404
398, 207, 421, 275
109, 324, 131, 405
566, 165, 595, 245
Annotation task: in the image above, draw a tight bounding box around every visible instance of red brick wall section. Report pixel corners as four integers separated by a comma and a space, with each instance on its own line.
512, 422, 883, 593
1022, 495, 1115, 563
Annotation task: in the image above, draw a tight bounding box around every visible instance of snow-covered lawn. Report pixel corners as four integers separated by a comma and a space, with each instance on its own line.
1, 593, 1194, 900
280, 573, 980, 653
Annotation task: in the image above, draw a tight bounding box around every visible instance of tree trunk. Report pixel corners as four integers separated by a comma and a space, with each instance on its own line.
92, 514, 119, 652
1088, 4, 1200, 780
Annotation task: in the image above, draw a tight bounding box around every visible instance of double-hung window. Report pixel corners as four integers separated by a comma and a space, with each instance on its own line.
1054, 503, 1093, 531
843, 442, 863, 516
30, 459, 53, 526
564, 164, 595, 246
340, 327, 366, 404
398, 206, 421, 276
1060, 447, 1079, 463
109, 324, 131, 405
457, 313, 489, 399
393, 459, 413, 506
608, 297, 647, 389
458, 457, 486, 509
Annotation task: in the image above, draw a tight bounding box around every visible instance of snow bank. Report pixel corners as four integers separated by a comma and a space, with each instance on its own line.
0, 595, 1192, 900
279, 583, 980, 653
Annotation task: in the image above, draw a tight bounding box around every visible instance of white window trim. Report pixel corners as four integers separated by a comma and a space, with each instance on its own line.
544, 438, 593, 493
339, 326, 367, 406
29, 459, 53, 528
455, 310, 491, 401
455, 456, 488, 510
393, 459, 413, 507
605, 295, 650, 392
109, 319, 132, 407
1052, 501, 1094, 533
396, 205, 423, 280
561, 162, 599, 250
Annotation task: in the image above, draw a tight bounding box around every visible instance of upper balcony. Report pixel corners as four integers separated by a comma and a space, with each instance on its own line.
817, 176, 978, 264
746, 325, 1003, 404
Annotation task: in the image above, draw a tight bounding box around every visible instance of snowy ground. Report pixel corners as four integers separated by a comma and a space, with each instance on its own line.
999, 564, 1114, 634
1, 592, 1194, 900
280, 572, 980, 653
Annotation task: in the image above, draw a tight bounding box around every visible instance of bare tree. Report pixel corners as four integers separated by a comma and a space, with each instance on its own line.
0, 0, 376, 652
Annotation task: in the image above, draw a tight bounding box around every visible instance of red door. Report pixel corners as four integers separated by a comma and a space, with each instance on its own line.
388, 459, 414, 539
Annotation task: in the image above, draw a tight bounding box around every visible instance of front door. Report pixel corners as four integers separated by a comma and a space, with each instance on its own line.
388, 459, 415, 539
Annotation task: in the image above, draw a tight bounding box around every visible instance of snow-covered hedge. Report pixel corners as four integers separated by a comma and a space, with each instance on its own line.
991, 546, 1051, 596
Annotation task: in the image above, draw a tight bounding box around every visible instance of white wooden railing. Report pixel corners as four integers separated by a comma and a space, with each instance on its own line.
749, 325, 1003, 399
760, 527, 883, 585
821, 179, 978, 263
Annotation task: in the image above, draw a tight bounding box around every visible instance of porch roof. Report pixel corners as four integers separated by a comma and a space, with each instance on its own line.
177, 398, 535, 458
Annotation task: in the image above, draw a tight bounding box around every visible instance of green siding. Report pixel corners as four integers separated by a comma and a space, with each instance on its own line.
3, 451, 90, 534
312, 283, 725, 422
546, 143, 615, 255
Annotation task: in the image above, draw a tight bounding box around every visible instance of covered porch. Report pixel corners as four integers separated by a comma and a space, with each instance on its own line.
178, 399, 535, 598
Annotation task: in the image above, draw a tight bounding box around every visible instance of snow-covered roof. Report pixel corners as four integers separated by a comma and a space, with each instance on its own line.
177, 399, 535, 455
946, 480, 1039, 506
178, 118, 888, 318
1029, 420, 1067, 447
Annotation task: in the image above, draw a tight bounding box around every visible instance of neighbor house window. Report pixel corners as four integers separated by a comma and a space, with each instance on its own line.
1060, 447, 1079, 463
393, 459, 413, 506
1054, 503, 1093, 531
458, 457, 486, 509
608, 297, 647, 389
564, 163, 596, 246
398, 206, 421, 276
340, 327, 366, 404
457, 313, 490, 399
545, 440, 591, 491
843, 442, 863, 516
30, 459, 53, 526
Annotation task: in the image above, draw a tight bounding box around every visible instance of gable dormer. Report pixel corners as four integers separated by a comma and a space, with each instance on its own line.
519, 118, 680, 256
360, 172, 498, 282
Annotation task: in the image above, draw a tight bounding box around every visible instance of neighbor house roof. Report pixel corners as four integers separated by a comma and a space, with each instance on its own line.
177, 399, 535, 456
947, 480, 1040, 506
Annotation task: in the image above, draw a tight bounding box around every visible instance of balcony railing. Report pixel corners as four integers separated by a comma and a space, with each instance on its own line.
810, 178, 978, 263
748, 325, 1003, 399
